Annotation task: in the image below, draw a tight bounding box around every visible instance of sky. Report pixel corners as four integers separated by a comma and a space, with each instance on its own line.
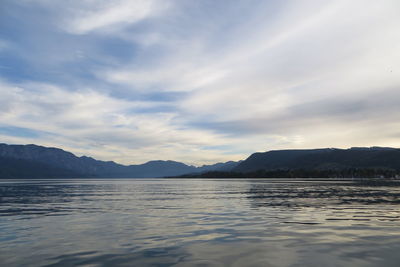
0, 0, 400, 165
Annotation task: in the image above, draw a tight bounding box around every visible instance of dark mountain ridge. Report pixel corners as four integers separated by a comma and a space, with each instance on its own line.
2, 144, 400, 179
0, 143, 239, 178
233, 147, 400, 173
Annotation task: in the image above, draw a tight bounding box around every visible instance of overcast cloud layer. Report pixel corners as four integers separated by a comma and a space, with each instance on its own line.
1, 0, 400, 165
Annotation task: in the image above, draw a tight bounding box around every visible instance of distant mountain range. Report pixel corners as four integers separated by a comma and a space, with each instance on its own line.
0, 144, 239, 178
233, 147, 400, 172
181, 147, 400, 178
1, 144, 400, 179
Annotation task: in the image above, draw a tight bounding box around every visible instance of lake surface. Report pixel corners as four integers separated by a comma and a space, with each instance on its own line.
1, 178, 400, 267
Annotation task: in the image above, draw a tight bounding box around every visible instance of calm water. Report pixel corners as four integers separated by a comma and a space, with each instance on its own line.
1, 179, 400, 267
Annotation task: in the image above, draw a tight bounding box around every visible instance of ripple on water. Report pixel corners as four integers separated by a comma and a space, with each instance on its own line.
1, 178, 400, 267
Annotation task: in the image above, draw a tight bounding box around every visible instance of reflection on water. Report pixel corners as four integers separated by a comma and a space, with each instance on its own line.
1, 179, 400, 266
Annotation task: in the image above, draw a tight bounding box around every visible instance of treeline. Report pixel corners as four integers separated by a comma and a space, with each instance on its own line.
173, 168, 400, 178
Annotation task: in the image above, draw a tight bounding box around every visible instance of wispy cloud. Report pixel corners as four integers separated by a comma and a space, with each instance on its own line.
0, 80, 245, 164
62, 0, 170, 34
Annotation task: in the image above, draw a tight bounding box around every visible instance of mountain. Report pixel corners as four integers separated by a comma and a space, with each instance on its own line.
197, 161, 241, 173
233, 147, 400, 173
0, 156, 83, 179
3, 144, 399, 179
0, 144, 238, 178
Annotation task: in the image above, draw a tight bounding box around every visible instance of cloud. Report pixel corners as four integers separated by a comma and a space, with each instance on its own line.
1, 0, 400, 164
0, 80, 246, 164
60, 0, 170, 34
0, 39, 11, 52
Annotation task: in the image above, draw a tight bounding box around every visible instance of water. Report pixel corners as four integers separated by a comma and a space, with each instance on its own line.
1, 179, 400, 267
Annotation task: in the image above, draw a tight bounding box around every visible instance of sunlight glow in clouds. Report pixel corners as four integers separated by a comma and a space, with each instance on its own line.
0, 0, 400, 164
